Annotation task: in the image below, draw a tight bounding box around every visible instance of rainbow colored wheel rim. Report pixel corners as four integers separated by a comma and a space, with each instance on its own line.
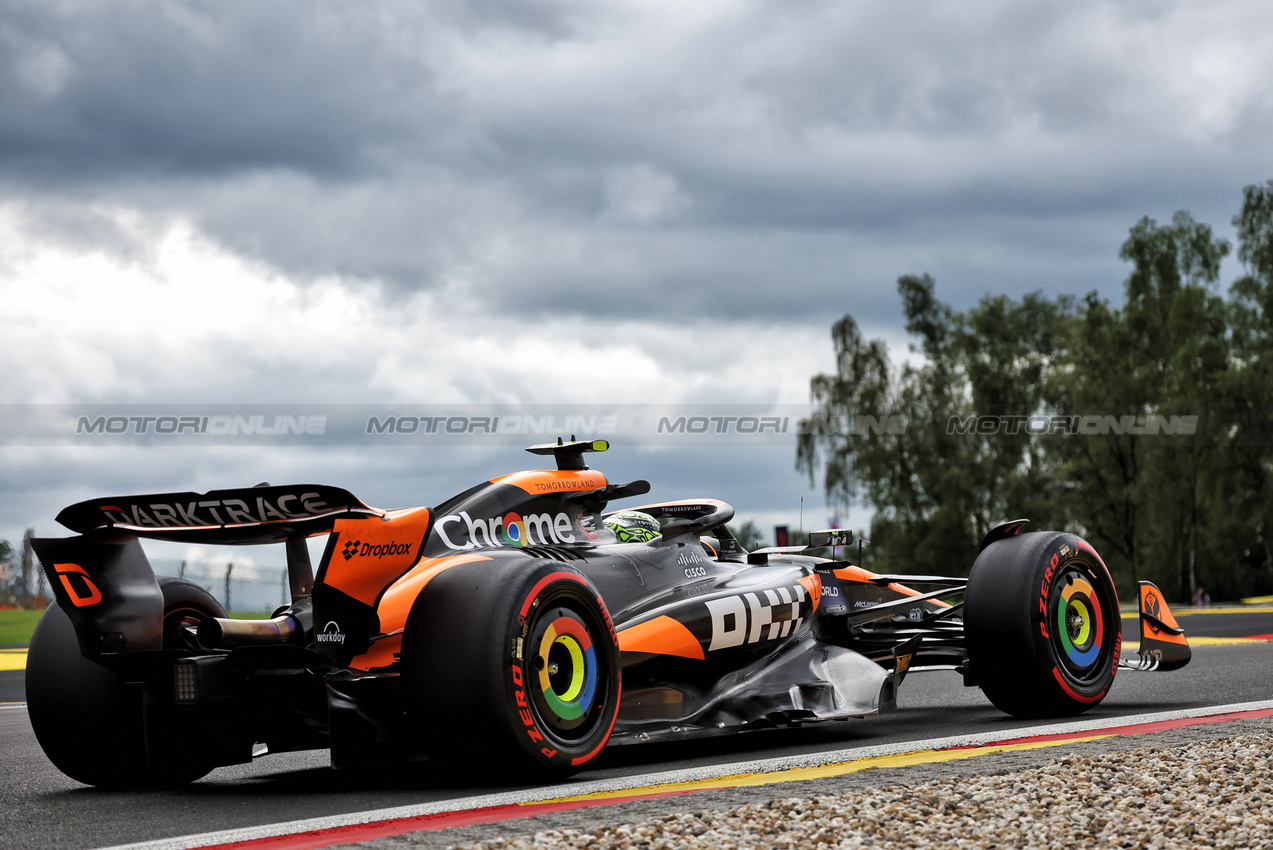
530, 610, 598, 732
1053, 572, 1106, 673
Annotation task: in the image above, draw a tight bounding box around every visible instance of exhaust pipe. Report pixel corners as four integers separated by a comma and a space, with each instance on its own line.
197, 614, 301, 649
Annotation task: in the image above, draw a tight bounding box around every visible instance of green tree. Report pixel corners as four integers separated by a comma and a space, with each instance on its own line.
1050, 212, 1230, 597
729, 519, 766, 551
799, 275, 1073, 575
1224, 180, 1273, 596
0, 539, 15, 605
800, 182, 1273, 600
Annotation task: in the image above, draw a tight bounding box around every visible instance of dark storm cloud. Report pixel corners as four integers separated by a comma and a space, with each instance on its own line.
5, 1, 1269, 561
2, 0, 1271, 324
0, 2, 433, 181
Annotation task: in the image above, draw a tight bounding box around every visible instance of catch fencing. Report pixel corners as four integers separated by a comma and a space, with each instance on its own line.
152, 559, 290, 614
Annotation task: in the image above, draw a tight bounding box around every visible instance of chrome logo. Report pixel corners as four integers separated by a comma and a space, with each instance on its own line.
502, 512, 528, 547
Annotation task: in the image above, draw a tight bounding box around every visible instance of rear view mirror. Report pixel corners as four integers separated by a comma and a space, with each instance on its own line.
807, 529, 854, 548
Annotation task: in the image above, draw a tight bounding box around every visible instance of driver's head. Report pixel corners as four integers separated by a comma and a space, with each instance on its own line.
603, 510, 660, 543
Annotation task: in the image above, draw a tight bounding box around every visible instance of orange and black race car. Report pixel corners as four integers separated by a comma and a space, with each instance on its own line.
27, 440, 1191, 787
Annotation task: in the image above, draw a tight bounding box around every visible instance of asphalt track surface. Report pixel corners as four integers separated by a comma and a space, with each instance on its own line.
1, 610, 1270, 849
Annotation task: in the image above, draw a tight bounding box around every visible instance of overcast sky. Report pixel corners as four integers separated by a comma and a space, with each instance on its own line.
2, 1, 1271, 563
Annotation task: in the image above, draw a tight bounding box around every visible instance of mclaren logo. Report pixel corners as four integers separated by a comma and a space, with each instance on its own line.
1145, 590, 1161, 634
316, 621, 346, 645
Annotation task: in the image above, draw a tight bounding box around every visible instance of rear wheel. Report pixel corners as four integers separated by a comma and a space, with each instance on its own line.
25, 577, 226, 787
401, 561, 621, 779
157, 577, 226, 651
965, 531, 1121, 717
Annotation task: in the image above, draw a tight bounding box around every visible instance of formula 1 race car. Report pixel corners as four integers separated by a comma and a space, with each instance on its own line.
27, 441, 1192, 787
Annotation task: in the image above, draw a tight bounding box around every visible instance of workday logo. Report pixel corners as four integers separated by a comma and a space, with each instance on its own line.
316, 621, 346, 645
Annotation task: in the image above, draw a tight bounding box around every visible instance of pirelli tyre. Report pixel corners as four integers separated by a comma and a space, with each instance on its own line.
25, 577, 227, 787
965, 531, 1121, 718
158, 577, 227, 651
401, 561, 622, 779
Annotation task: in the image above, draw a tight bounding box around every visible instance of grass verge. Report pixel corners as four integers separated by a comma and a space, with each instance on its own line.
0, 607, 272, 646
0, 609, 44, 645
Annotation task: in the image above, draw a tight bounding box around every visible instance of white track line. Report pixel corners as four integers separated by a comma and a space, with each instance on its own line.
97, 700, 1273, 850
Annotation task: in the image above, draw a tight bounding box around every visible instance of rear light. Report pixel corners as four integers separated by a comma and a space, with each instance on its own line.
173, 660, 199, 703
172, 656, 231, 703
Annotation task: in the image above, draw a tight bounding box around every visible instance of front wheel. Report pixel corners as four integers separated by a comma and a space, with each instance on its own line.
965, 531, 1121, 718
401, 561, 621, 779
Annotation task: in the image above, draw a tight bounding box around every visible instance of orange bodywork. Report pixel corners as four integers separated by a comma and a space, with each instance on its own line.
617, 615, 705, 660
324, 508, 432, 607
321, 506, 495, 673
375, 552, 493, 634
346, 552, 493, 672
348, 633, 402, 672
798, 574, 822, 615
1139, 583, 1188, 646
833, 565, 951, 609
491, 469, 607, 495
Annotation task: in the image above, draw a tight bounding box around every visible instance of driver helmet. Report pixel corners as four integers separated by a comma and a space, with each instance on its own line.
604, 510, 661, 543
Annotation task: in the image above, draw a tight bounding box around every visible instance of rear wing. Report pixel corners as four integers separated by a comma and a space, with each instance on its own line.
38, 484, 383, 661
56, 484, 381, 545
